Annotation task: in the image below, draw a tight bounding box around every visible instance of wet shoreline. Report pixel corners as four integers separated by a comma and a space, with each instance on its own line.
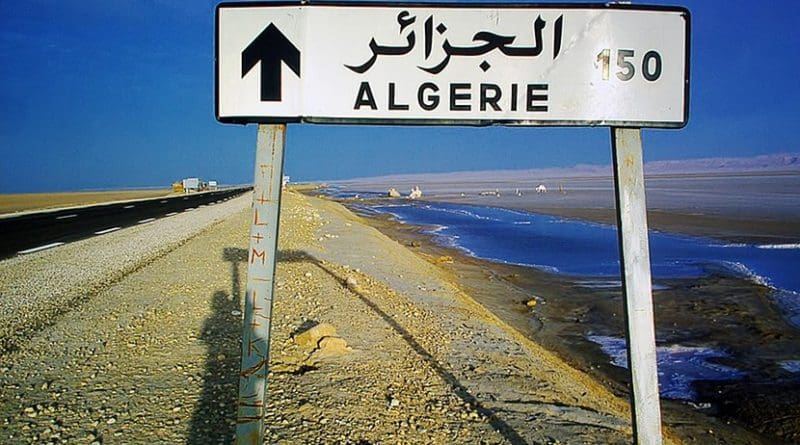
327, 195, 800, 444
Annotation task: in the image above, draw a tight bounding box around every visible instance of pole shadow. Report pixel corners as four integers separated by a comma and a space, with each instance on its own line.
187, 247, 246, 444
279, 249, 529, 445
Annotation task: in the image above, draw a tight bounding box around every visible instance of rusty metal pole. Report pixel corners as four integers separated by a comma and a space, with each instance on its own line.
237, 124, 286, 444
611, 127, 663, 445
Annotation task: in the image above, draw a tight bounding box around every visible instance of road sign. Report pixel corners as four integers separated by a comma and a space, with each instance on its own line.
221, 3, 692, 444
216, 2, 689, 127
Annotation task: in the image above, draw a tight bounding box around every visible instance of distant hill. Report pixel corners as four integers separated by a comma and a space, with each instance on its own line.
339, 153, 800, 185
645, 153, 800, 175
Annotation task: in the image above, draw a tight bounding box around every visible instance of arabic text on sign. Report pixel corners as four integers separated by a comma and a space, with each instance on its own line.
346, 11, 564, 74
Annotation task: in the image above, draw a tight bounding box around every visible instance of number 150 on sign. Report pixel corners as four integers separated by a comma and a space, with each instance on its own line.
597, 49, 663, 82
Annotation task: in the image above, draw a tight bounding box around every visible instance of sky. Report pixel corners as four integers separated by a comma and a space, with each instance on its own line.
1, 0, 798, 193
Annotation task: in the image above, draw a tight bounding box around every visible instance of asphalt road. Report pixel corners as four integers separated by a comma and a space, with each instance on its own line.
0, 188, 252, 258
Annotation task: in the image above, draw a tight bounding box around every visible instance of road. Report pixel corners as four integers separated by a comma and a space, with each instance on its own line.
0, 188, 251, 258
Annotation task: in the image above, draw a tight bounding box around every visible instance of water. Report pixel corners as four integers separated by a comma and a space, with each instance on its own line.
588, 335, 745, 400
367, 202, 800, 295
780, 360, 800, 373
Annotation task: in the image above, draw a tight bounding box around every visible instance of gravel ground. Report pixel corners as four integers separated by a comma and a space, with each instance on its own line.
1, 195, 252, 443
1, 191, 665, 444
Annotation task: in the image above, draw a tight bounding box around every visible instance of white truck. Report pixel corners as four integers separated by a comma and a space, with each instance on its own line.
182, 177, 200, 193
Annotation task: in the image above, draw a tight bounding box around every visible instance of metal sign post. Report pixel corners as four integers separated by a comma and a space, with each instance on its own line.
237, 124, 286, 444
611, 127, 662, 445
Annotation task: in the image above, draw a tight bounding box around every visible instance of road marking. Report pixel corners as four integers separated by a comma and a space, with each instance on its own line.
18, 242, 65, 254
138, 218, 156, 224
55, 214, 78, 220
160, 200, 168, 203
166, 212, 178, 216
123, 205, 135, 209
184, 208, 195, 212
95, 226, 121, 235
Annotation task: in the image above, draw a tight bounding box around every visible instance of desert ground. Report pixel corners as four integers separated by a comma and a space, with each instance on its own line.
0, 189, 173, 216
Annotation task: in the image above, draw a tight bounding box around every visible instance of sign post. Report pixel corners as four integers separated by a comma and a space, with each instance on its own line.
215, 3, 689, 444
237, 124, 285, 444
611, 127, 662, 445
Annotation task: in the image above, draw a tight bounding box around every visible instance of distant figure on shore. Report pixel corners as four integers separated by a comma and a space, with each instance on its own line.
536, 184, 547, 194
408, 186, 422, 199
387, 187, 401, 198
515, 188, 523, 196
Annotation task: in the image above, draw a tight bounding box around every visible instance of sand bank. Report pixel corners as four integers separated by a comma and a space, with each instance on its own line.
292, 192, 649, 444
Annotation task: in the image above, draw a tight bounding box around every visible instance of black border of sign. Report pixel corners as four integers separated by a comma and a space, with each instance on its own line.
215, 1, 691, 128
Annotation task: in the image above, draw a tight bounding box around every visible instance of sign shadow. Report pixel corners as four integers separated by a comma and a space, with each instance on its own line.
187, 247, 247, 444
279, 248, 529, 445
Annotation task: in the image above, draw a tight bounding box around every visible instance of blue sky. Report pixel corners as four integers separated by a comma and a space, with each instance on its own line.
1, 0, 798, 193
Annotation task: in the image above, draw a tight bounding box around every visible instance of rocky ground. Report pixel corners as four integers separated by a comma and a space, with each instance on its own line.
1, 191, 682, 444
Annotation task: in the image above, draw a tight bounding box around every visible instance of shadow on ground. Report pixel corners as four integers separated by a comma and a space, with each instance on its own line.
187, 247, 245, 444
280, 249, 529, 445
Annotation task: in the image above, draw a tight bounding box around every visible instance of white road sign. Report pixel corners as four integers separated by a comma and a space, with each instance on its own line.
216, 2, 689, 127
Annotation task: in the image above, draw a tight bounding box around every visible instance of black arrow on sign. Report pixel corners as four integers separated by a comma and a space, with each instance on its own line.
241, 23, 300, 102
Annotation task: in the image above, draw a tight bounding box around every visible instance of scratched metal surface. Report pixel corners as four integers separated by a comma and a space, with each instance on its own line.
237, 124, 286, 443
